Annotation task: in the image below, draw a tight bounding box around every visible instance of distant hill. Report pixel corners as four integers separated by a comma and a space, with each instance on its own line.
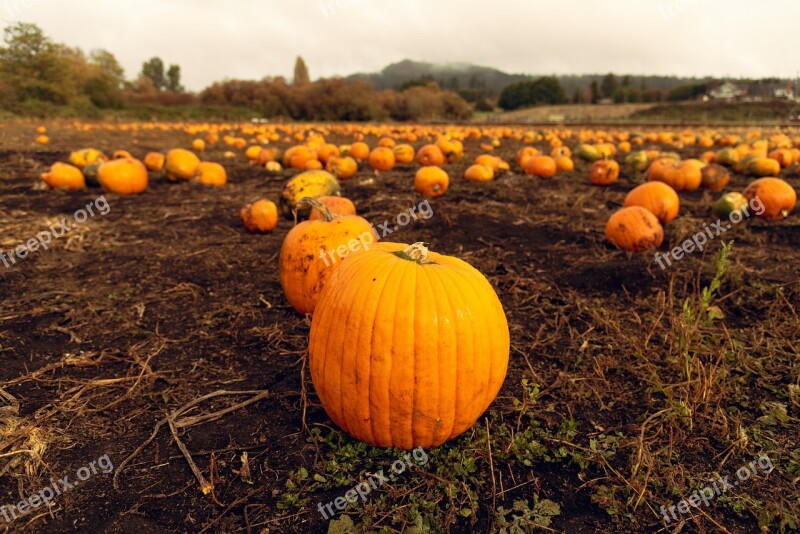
347, 60, 784, 98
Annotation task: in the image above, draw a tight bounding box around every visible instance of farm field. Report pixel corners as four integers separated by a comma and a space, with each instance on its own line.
0, 120, 799, 534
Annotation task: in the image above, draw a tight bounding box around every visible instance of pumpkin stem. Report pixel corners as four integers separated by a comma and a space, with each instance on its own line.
296, 197, 335, 222
393, 242, 436, 264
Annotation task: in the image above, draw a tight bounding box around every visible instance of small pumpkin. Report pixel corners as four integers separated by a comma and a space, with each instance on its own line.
279, 198, 375, 315
348, 142, 370, 161
97, 158, 148, 195
368, 147, 396, 172
745, 157, 781, 178
713, 192, 749, 219
144, 152, 166, 172
647, 160, 701, 191
326, 156, 358, 180
308, 241, 509, 448
623, 182, 679, 224
113, 150, 133, 160
605, 206, 664, 251
464, 164, 494, 182
554, 156, 574, 173
165, 149, 201, 181
575, 144, 601, 162
315, 143, 340, 165
279, 170, 341, 218
700, 164, 730, 192
415, 166, 449, 197
69, 148, 107, 170
523, 155, 557, 179
416, 144, 445, 166
241, 199, 278, 233
283, 145, 318, 170
192, 139, 206, 152
768, 149, 794, 168
41, 162, 86, 190
309, 196, 356, 220
589, 159, 620, 186
625, 150, 649, 173
742, 177, 796, 220
194, 162, 227, 186
393, 144, 416, 164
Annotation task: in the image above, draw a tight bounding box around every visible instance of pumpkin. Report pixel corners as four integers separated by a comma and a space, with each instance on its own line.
554, 156, 574, 173
113, 150, 133, 160
41, 162, 86, 190
713, 192, 749, 219
745, 157, 781, 177
551, 146, 572, 158
648, 160, 702, 191
35, 135, 49, 145
700, 164, 730, 192
523, 155, 557, 179
194, 162, 227, 186
305, 159, 324, 170
192, 139, 206, 152
437, 137, 463, 163
475, 154, 508, 172
241, 199, 278, 233
464, 164, 494, 182
768, 149, 794, 168
279, 170, 341, 218
625, 150, 649, 173
368, 147, 396, 172
326, 156, 358, 180
69, 148, 107, 170
348, 142, 370, 161
742, 178, 796, 220
308, 241, 509, 448
309, 196, 357, 220
575, 144, 601, 162
245, 145, 263, 161
605, 206, 664, 251
378, 136, 396, 148
623, 182, 679, 224
279, 198, 375, 315
393, 144, 416, 164
144, 152, 165, 172
415, 166, 449, 197
715, 147, 740, 167
82, 161, 102, 187
265, 161, 283, 174
283, 145, 318, 170
165, 149, 201, 181
416, 144, 445, 166
516, 146, 540, 167
97, 158, 148, 195
589, 160, 620, 186
316, 143, 340, 165
256, 148, 276, 165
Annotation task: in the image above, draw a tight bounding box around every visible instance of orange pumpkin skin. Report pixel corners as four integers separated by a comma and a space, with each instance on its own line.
241, 199, 278, 233
416, 144, 446, 167
648, 160, 702, 191
393, 144, 416, 164
700, 164, 731, 192
192, 139, 206, 152
464, 164, 494, 182
523, 155, 557, 178
742, 178, 796, 220
348, 142, 370, 161
415, 166, 450, 197
165, 149, 200, 181
97, 158, 148, 195
112, 150, 133, 160
516, 146, 540, 167
41, 162, 86, 190
283, 145, 318, 170
315, 143, 340, 165
144, 152, 165, 172
368, 147, 396, 171
194, 162, 227, 186
745, 157, 781, 177
326, 156, 358, 180
605, 206, 664, 251
768, 149, 793, 168
589, 160, 620, 186
304, 159, 324, 171
623, 182, 680, 224
279, 207, 375, 315
309, 196, 356, 220
554, 156, 574, 172
308, 242, 510, 449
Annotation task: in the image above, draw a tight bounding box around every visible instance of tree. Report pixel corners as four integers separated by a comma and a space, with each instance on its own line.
166, 64, 184, 92
600, 73, 617, 99
90, 49, 125, 88
589, 81, 599, 104
498, 77, 567, 110
573, 87, 582, 104
294, 56, 310, 86
140, 57, 166, 90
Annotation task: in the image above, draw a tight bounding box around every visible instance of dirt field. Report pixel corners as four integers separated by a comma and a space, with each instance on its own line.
0, 120, 798, 533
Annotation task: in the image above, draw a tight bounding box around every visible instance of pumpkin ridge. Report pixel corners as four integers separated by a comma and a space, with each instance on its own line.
413, 267, 439, 447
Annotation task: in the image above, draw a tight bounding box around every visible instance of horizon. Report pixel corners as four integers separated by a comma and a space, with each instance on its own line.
3, 0, 798, 91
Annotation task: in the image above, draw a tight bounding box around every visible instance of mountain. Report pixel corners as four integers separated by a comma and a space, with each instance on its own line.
346, 60, 754, 97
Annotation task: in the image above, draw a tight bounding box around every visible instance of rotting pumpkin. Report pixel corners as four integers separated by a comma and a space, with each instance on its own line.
308, 241, 510, 449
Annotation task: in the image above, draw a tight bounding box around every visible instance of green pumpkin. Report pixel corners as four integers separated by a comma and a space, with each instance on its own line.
82, 161, 102, 188
713, 192, 749, 219
575, 144, 601, 162
625, 150, 650, 173
279, 170, 340, 218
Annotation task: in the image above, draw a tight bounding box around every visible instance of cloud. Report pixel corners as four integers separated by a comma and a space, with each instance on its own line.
3, 0, 798, 91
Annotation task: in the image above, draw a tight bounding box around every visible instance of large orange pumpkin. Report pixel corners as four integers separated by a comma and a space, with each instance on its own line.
165, 149, 200, 181
605, 206, 664, 251
97, 158, 148, 195
41, 162, 86, 190
308, 242, 509, 448
415, 166, 449, 197
742, 178, 796, 220
279, 198, 375, 315
623, 182, 680, 224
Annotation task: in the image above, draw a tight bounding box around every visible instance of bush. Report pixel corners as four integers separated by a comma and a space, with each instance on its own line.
498, 77, 568, 110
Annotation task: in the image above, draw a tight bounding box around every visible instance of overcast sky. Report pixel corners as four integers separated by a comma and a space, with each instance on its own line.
3, 0, 798, 91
